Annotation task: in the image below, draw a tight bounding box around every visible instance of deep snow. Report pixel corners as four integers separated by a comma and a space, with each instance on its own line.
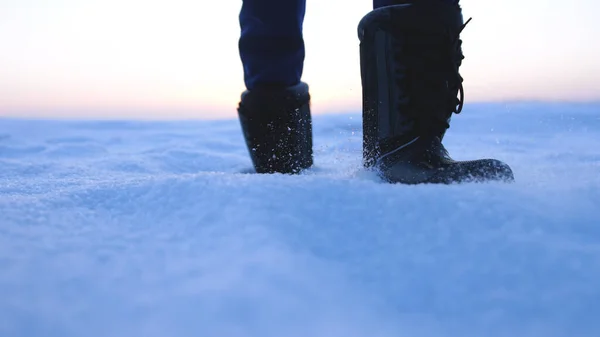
0, 102, 599, 337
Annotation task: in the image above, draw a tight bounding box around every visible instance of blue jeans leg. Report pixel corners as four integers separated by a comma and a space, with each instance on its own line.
238, 0, 306, 90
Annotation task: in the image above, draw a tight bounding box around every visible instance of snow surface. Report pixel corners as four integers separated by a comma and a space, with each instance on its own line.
1, 102, 599, 337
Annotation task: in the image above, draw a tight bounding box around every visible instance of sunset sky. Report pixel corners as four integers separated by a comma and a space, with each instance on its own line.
1, 0, 598, 119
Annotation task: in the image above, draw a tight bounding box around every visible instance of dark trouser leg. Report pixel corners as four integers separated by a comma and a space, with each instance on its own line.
238, 0, 306, 90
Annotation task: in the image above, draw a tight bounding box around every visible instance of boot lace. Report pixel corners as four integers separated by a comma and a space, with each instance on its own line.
453, 17, 472, 115
393, 17, 472, 135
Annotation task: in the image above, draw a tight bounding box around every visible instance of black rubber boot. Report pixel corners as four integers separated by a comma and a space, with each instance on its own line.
237, 82, 313, 174
358, 1, 514, 184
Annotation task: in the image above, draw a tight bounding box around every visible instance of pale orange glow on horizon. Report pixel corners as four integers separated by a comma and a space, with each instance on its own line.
1, 0, 599, 119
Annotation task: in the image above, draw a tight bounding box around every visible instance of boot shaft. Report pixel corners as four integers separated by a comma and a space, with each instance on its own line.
237, 82, 313, 174
358, 1, 466, 167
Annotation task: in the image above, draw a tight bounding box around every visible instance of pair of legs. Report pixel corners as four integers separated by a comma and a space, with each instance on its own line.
239, 0, 457, 91
236, 0, 514, 184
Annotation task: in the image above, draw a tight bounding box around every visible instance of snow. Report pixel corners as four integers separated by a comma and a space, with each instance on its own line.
0, 102, 599, 337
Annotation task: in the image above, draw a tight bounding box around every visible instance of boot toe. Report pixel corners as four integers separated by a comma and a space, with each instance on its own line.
478, 159, 515, 183
379, 158, 515, 185
430, 159, 515, 184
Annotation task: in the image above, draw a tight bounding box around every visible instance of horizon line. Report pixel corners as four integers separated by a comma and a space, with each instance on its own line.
1, 99, 599, 121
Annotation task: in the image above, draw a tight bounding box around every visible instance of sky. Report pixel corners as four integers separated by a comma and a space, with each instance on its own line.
0, 0, 599, 119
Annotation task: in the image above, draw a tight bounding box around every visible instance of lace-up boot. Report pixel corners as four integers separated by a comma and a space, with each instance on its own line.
358, 1, 514, 184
